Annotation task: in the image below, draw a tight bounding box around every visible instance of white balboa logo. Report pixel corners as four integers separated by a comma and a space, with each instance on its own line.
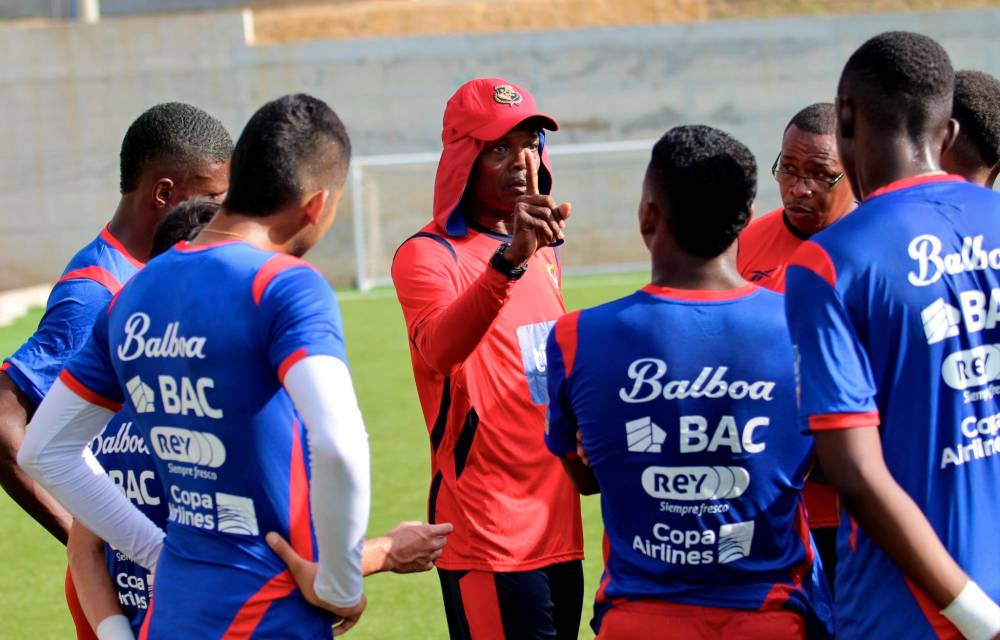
908, 234, 1000, 287
90, 421, 150, 456
619, 359, 775, 403
117, 313, 207, 362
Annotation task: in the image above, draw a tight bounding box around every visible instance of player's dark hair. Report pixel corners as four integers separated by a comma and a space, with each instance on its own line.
839, 31, 954, 138
119, 103, 233, 194
648, 125, 756, 258
150, 198, 220, 258
223, 94, 351, 217
785, 103, 836, 135
953, 70, 1000, 167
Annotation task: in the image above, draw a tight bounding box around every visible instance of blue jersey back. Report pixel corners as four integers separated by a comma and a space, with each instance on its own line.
65, 240, 348, 639
90, 410, 166, 635
545, 285, 831, 636
786, 176, 1000, 638
5, 226, 141, 407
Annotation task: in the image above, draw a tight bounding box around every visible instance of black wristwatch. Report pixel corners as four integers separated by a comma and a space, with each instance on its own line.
489, 242, 528, 280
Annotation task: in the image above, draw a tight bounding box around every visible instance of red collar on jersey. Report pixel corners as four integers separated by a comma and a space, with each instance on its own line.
865, 172, 965, 201
101, 225, 145, 268
641, 283, 759, 301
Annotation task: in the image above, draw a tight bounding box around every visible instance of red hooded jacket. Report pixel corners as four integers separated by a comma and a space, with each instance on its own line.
391, 79, 584, 571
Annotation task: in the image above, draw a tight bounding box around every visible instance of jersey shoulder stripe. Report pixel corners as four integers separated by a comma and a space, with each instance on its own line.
57, 265, 122, 294
398, 231, 458, 262
252, 254, 319, 306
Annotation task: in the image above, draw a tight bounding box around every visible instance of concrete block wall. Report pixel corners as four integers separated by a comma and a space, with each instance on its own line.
1, 8, 998, 288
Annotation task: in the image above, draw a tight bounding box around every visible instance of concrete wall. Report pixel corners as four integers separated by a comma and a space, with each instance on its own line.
0, 1, 324, 20
2, 8, 1000, 287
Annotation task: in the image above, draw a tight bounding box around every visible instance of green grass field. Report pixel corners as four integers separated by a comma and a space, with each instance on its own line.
0, 271, 648, 639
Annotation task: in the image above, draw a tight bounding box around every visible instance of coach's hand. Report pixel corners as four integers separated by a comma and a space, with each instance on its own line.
383, 521, 453, 573
505, 150, 571, 265
266, 531, 367, 636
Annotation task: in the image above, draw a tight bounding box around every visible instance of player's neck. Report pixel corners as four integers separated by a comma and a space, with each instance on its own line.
108, 197, 155, 263
650, 249, 746, 291
856, 139, 942, 199
194, 211, 285, 252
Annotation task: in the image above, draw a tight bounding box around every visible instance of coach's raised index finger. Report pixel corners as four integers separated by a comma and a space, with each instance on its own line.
525, 148, 539, 196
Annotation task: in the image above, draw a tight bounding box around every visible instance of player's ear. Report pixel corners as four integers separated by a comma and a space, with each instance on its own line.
836, 95, 855, 141
638, 197, 659, 237
302, 189, 330, 225
941, 117, 960, 158
152, 178, 175, 210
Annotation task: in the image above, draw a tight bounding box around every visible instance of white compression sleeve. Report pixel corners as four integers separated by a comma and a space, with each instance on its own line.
283, 355, 370, 609
18, 380, 165, 569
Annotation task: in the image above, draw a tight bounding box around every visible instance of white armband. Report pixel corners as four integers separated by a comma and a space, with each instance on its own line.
942, 581, 1000, 640
96, 614, 135, 640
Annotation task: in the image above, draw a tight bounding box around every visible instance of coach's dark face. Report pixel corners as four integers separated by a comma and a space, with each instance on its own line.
777, 126, 854, 235
470, 126, 540, 218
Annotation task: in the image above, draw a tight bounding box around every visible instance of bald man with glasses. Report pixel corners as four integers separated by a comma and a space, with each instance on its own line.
738, 103, 855, 293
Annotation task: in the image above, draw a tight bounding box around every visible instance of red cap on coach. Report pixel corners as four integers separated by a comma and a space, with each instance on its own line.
441, 78, 559, 144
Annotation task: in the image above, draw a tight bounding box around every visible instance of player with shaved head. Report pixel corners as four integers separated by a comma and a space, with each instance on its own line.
546, 125, 832, 640
942, 69, 1000, 188
786, 31, 1000, 639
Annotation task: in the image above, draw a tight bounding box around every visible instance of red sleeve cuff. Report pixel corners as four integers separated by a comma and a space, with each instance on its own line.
58, 370, 123, 412
278, 347, 309, 383
808, 411, 880, 431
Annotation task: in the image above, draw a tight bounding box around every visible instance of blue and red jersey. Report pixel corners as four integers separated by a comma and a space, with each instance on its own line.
4, 226, 142, 407
90, 410, 166, 635
64, 239, 348, 639
786, 174, 1000, 639
545, 284, 832, 637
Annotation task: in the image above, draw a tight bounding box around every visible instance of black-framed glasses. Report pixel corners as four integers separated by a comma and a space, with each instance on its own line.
771, 153, 846, 192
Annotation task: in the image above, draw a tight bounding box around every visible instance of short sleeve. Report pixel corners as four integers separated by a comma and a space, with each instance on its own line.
785, 259, 880, 433
257, 263, 347, 382
62, 306, 125, 410
4, 279, 114, 407
544, 311, 580, 457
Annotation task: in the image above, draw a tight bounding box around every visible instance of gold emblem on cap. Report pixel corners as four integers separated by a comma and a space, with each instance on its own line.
493, 84, 523, 106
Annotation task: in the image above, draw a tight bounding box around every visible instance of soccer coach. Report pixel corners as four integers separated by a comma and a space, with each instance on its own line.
392, 78, 584, 639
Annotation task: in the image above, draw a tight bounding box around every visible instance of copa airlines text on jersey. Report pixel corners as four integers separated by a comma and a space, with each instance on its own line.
117, 312, 207, 362
620, 359, 776, 403
908, 234, 1000, 287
